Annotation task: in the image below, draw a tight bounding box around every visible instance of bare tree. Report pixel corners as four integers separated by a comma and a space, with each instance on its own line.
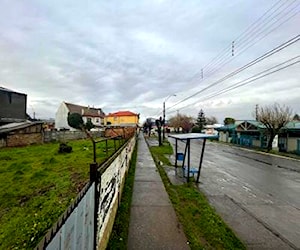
169, 114, 194, 133
206, 116, 218, 125
256, 103, 292, 151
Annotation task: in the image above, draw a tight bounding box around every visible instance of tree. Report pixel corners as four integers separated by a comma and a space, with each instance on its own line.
224, 117, 235, 125
85, 120, 95, 131
155, 117, 163, 146
196, 109, 206, 131
67, 112, 93, 140
256, 103, 292, 151
206, 116, 218, 125
169, 114, 194, 133
67, 113, 84, 130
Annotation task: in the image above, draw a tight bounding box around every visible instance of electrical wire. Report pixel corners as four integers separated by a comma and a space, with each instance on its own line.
169, 56, 300, 113
167, 34, 300, 110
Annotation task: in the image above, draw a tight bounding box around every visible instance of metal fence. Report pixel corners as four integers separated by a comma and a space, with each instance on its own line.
36, 130, 137, 250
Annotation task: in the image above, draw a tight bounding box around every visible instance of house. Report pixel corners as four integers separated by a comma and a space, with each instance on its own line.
278, 121, 300, 154
217, 120, 267, 148
105, 111, 139, 127
0, 87, 27, 125
0, 121, 44, 147
55, 102, 105, 131
217, 119, 300, 154
203, 124, 223, 135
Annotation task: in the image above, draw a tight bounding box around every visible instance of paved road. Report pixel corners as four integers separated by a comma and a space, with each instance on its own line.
169, 138, 300, 249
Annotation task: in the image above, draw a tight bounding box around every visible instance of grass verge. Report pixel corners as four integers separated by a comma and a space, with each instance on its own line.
149, 141, 246, 250
106, 143, 138, 249
0, 138, 123, 249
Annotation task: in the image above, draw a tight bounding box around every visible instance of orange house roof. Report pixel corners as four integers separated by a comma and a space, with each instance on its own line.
106, 111, 138, 117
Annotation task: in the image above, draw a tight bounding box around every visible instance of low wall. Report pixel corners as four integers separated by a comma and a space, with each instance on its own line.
44, 131, 104, 143
36, 135, 137, 250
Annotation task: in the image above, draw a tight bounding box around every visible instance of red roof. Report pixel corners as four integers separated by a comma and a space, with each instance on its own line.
106, 111, 138, 117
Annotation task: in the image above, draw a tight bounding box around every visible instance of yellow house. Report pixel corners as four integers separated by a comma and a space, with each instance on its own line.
105, 111, 139, 126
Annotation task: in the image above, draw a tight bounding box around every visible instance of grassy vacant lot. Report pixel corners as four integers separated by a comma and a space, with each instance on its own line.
150, 141, 245, 250
0, 139, 119, 249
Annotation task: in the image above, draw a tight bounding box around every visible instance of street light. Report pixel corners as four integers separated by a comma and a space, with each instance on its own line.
163, 94, 176, 140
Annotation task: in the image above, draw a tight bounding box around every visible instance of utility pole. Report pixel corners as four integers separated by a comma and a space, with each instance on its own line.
162, 94, 176, 140
163, 101, 166, 140
255, 104, 259, 120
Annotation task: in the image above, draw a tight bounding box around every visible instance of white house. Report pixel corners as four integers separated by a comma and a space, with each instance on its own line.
203, 124, 223, 135
55, 102, 105, 131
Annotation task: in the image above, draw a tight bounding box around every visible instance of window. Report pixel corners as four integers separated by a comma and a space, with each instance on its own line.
96, 118, 99, 123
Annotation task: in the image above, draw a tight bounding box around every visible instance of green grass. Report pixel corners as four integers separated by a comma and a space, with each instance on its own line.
148, 141, 173, 166
0, 139, 122, 249
107, 143, 138, 249
149, 142, 246, 250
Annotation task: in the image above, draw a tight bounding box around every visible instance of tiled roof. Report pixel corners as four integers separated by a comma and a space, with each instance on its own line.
64, 102, 105, 118
106, 111, 138, 117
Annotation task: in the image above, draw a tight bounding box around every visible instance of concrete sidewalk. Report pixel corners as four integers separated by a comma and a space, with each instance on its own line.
127, 134, 189, 250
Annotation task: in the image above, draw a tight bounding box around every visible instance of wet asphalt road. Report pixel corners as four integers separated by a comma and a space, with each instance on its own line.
169, 138, 300, 249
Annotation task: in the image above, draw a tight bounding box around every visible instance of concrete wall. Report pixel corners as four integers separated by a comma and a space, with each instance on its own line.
44, 130, 103, 143
0, 90, 27, 122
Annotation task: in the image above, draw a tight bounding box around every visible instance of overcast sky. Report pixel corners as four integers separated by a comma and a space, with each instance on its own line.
1, 0, 299, 123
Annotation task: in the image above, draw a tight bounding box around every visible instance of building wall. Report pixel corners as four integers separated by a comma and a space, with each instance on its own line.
55, 102, 72, 130
83, 116, 103, 126
253, 139, 261, 147
287, 137, 298, 152
219, 131, 228, 142
106, 115, 138, 125
0, 90, 27, 122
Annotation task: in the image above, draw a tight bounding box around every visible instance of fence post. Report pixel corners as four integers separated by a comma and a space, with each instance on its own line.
90, 162, 99, 250
93, 141, 96, 163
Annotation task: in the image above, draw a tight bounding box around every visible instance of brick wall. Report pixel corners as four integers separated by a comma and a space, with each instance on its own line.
7, 133, 43, 147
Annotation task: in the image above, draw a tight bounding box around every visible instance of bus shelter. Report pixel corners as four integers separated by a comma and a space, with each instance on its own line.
168, 133, 218, 182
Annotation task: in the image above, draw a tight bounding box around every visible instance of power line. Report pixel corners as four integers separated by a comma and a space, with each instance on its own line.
167, 34, 300, 110
188, 0, 300, 85
235, 0, 298, 44
203, 5, 300, 79
169, 56, 300, 113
